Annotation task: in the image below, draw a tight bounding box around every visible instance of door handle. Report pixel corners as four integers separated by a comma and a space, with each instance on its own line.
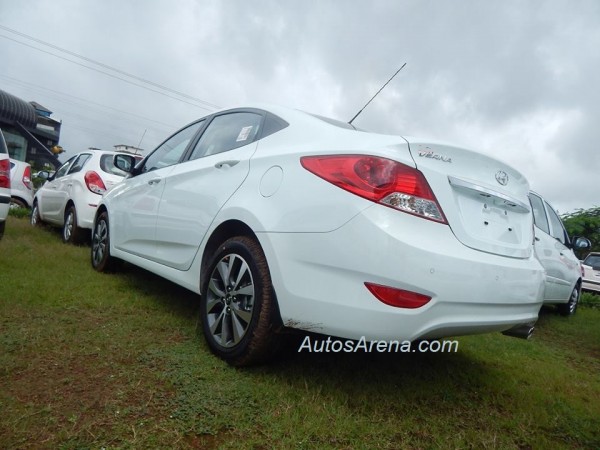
215, 160, 240, 169
534, 237, 540, 241
148, 178, 162, 185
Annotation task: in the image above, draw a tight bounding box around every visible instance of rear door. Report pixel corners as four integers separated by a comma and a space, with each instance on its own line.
153, 111, 264, 269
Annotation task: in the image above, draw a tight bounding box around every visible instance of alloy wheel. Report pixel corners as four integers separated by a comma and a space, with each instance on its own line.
205, 253, 255, 348
92, 218, 108, 267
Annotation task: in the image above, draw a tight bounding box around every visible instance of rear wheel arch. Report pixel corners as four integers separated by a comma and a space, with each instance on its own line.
200, 220, 283, 327
10, 196, 29, 209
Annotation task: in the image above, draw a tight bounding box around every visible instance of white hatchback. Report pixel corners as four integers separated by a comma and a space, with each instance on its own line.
32, 150, 131, 243
91, 105, 545, 366
529, 192, 591, 315
9, 158, 33, 208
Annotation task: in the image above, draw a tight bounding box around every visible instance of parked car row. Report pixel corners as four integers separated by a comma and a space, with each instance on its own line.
12, 105, 595, 366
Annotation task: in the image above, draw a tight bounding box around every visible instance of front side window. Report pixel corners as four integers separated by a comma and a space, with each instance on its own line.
68, 154, 92, 175
54, 156, 77, 179
189, 112, 262, 160
529, 193, 550, 235
142, 120, 204, 173
545, 201, 568, 244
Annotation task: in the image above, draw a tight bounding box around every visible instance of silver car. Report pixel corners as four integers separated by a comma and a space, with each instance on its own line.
529, 192, 591, 315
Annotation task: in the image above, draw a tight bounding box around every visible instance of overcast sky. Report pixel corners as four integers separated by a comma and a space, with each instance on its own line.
1, 0, 598, 214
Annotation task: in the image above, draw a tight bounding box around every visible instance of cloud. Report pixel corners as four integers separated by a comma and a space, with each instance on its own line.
0, 0, 598, 212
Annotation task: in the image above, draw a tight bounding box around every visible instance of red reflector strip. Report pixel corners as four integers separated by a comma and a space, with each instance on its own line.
365, 282, 431, 309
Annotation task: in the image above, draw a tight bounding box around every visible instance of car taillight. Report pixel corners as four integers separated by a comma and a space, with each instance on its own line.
23, 166, 32, 190
301, 155, 447, 223
84, 171, 107, 194
365, 282, 432, 308
0, 159, 10, 189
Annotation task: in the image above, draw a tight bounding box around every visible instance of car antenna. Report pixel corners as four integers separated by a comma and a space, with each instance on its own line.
348, 62, 407, 125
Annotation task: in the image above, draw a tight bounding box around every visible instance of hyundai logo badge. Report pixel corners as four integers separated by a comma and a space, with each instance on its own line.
495, 171, 509, 186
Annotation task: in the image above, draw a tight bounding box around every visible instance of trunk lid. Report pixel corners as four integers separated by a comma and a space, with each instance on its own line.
405, 137, 533, 259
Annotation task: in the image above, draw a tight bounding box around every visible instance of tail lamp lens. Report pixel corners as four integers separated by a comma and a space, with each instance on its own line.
84, 171, 107, 194
23, 166, 32, 190
301, 155, 446, 223
0, 159, 10, 189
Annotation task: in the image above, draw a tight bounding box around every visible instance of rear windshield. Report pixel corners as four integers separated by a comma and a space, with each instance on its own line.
100, 154, 128, 177
584, 254, 600, 269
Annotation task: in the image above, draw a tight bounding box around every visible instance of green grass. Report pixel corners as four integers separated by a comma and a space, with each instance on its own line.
1, 217, 599, 449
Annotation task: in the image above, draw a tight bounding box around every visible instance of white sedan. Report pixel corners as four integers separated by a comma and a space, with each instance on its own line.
91, 105, 545, 366
31, 150, 133, 243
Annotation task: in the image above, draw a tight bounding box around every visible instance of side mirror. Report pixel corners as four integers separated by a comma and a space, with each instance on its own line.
573, 236, 592, 250
114, 154, 137, 174
35, 170, 50, 181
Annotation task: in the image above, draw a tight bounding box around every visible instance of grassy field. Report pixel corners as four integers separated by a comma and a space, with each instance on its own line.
1, 216, 599, 449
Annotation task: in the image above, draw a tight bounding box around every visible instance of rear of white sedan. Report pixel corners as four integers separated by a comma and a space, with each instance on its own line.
237, 116, 544, 343
92, 105, 545, 365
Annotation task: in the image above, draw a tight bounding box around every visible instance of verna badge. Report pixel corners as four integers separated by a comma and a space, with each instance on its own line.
418, 150, 452, 163
495, 171, 509, 186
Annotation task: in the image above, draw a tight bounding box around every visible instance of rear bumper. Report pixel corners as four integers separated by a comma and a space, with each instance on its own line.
582, 279, 600, 293
74, 192, 102, 229
259, 205, 545, 342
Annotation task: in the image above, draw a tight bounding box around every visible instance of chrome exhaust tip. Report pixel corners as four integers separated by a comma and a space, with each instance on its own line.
502, 324, 535, 340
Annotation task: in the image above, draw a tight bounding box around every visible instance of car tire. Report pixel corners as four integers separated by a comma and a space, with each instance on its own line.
200, 236, 280, 366
91, 211, 120, 272
30, 201, 43, 227
558, 285, 580, 316
10, 198, 28, 209
63, 205, 86, 244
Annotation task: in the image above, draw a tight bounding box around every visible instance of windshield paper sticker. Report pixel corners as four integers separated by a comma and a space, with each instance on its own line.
236, 126, 253, 142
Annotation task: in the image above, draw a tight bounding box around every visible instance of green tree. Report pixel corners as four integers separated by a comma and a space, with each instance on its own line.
562, 207, 600, 259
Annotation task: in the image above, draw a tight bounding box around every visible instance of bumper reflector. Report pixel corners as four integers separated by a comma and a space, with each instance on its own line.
365, 282, 431, 309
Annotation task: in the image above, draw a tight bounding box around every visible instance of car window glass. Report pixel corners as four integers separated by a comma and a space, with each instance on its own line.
188, 112, 262, 160
100, 154, 129, 176
529, 194, 550, 235
584, 255, 600, 268
54, 156, 77, 179
68, 154, 92, 175
545, 201, 567, 244
142, 120, 204, 173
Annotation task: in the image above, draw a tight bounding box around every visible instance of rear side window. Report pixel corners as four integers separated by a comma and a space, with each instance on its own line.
100, 154, 128, 176
529, 194, 550, 235
189, 112, 262, 160
545, 201, 568, 244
